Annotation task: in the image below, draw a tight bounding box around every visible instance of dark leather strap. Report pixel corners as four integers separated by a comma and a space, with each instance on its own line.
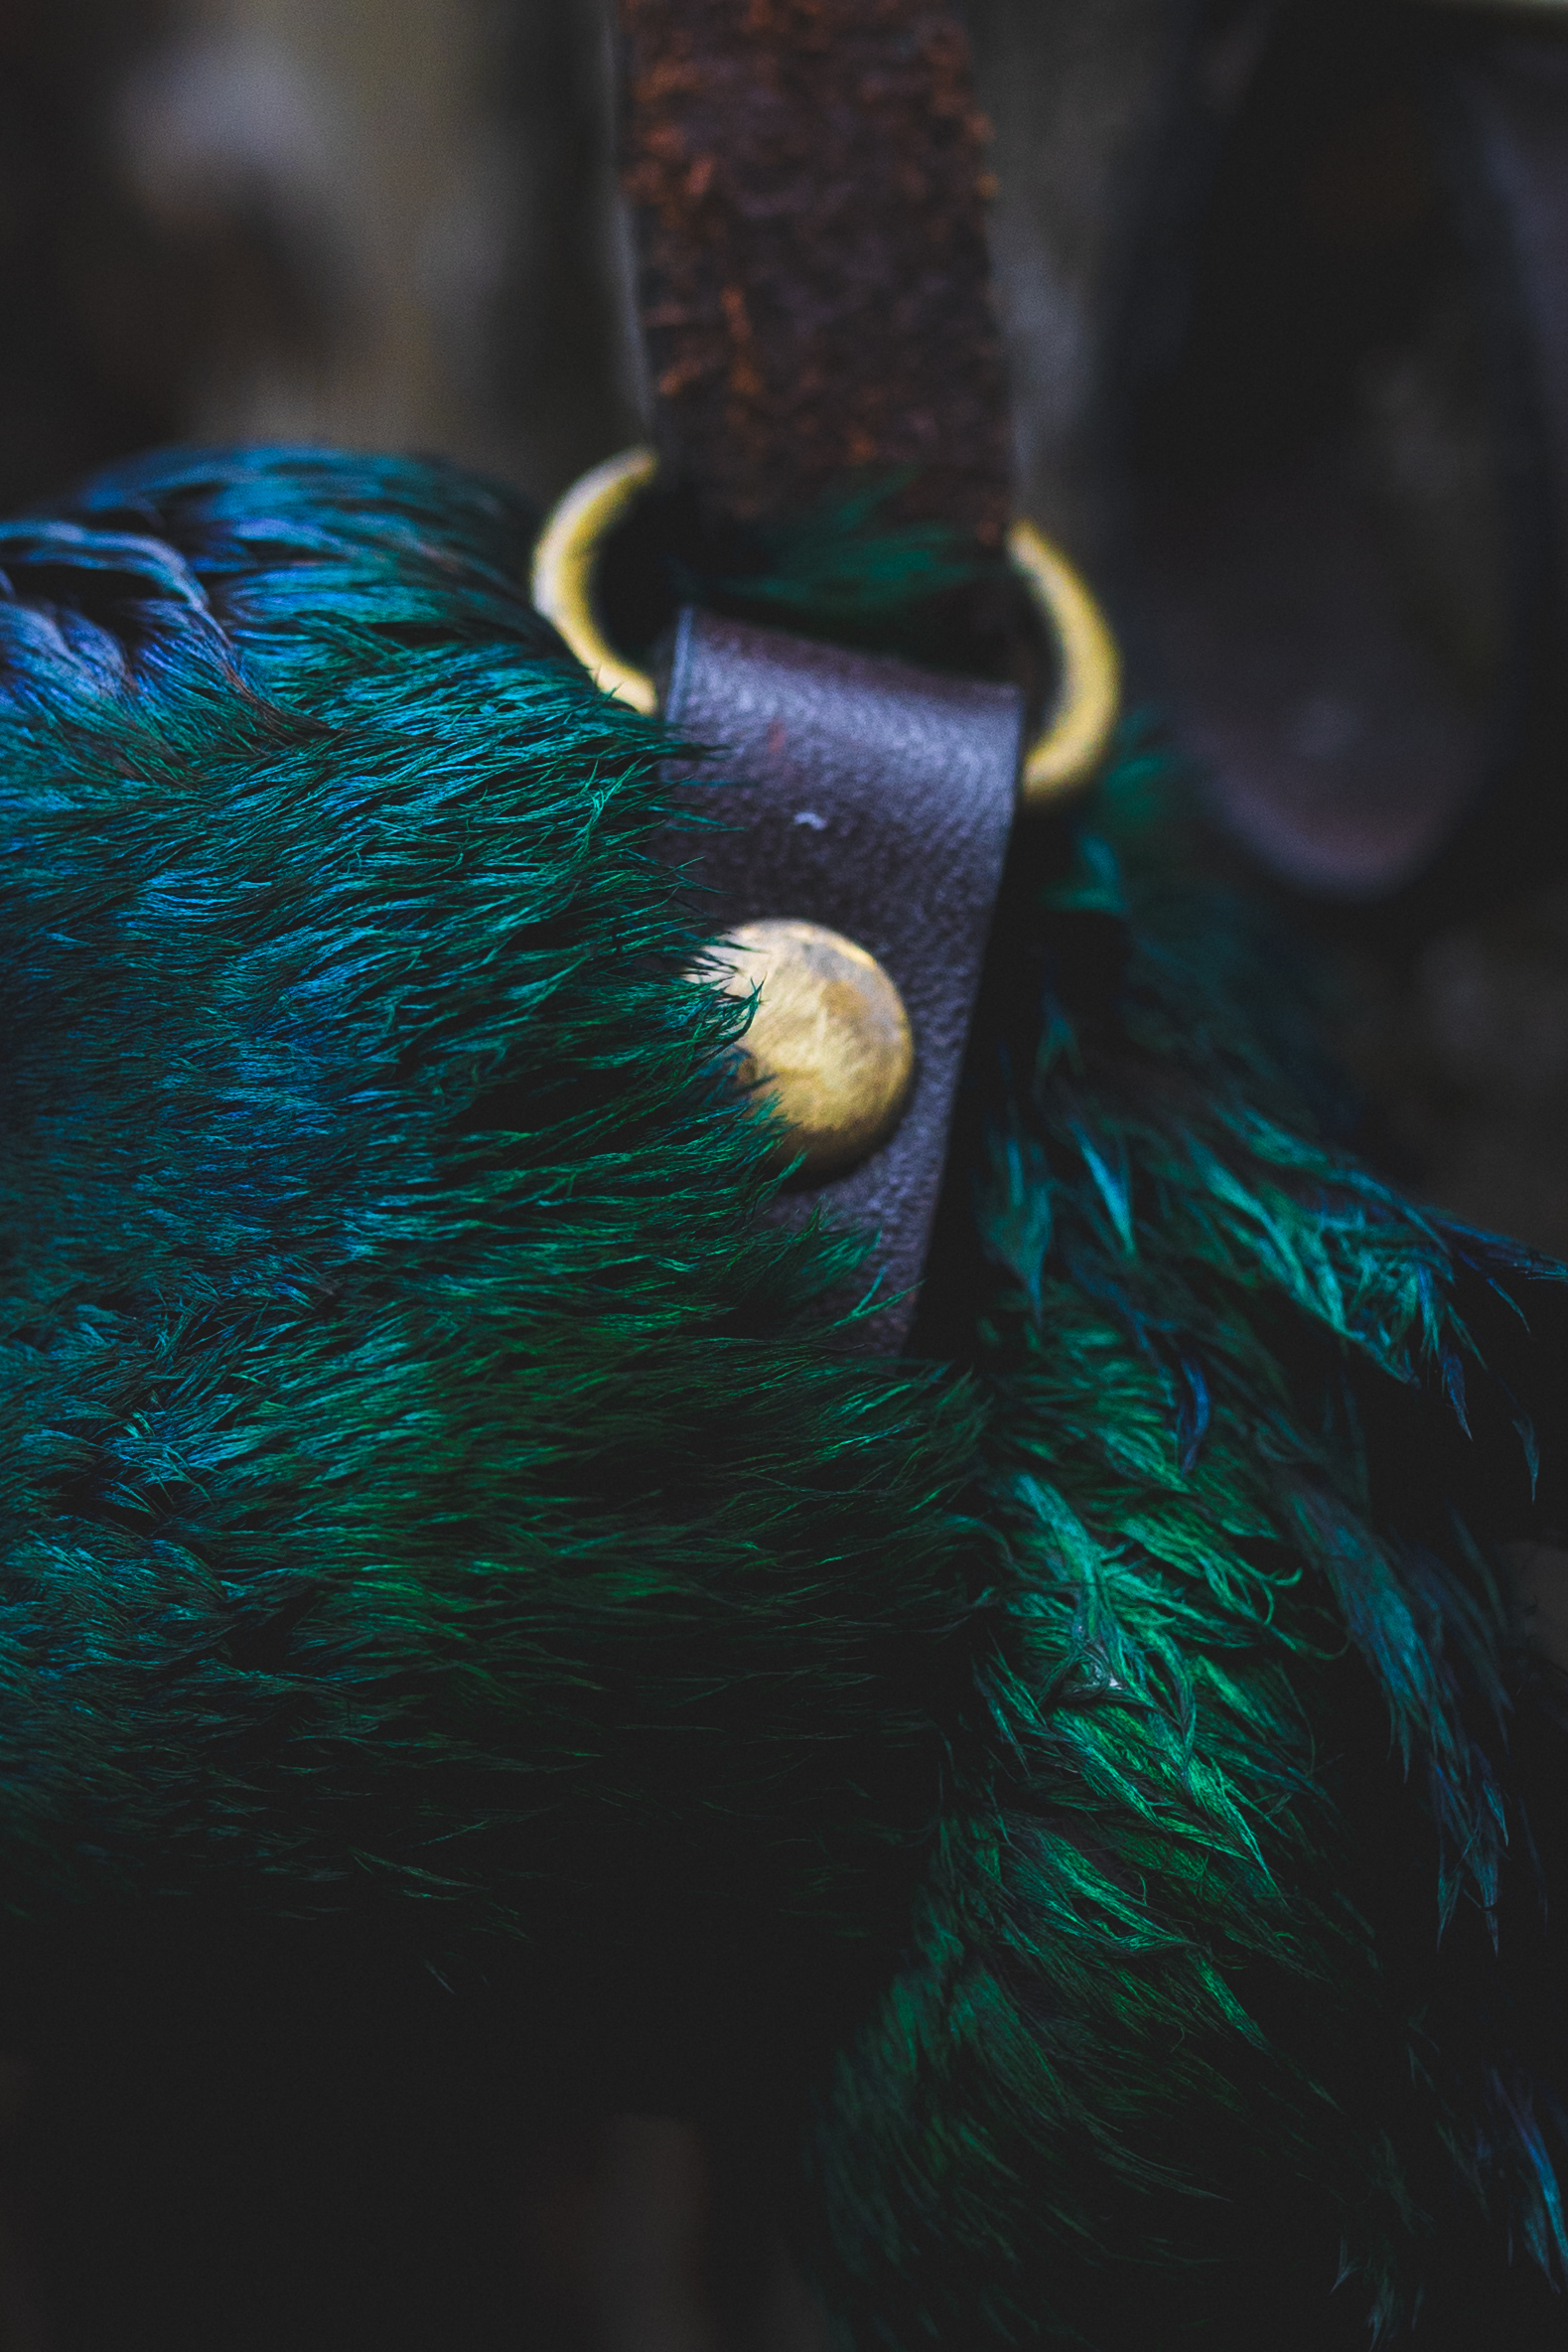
613, 4, 1025, 1350
664, 609, 1022, 1350
616, 0, 1010, 545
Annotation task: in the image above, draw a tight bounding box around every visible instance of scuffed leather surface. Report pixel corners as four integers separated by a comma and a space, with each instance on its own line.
616, 0, 1009, 544
664, 609, 1022, 1352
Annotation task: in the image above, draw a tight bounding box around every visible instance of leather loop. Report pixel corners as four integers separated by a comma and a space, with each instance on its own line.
663, 609, 1022, 1350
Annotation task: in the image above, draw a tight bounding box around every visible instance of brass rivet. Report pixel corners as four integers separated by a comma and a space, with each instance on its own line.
706, 919, 915, 1181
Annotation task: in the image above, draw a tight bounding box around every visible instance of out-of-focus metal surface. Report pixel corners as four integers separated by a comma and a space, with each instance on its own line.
112, 0, 645, 501
965, 0, 1192, 570
3, 0, 647, 513
1417, 0, 1568, 13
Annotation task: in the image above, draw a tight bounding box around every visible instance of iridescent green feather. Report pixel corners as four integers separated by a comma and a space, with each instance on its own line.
0, 451, 1563, 2347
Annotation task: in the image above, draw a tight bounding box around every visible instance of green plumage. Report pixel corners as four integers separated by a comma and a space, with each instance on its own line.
1, 447, 1565, 2346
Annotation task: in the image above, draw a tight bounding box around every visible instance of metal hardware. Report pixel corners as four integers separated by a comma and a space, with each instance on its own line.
530, 448, 1121, 804
702, 919, 916, 1183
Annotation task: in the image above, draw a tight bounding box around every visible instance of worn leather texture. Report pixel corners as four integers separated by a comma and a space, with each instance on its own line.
663, 608, 1022, 1352
615, 0, 1009, 544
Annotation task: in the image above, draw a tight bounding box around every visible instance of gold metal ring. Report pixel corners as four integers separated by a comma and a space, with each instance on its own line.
530, 446, 1121, 803
529, 446, 659, 715
1006, 517, 1122, 809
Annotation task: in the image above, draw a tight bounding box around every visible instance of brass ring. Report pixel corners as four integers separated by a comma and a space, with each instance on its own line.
530, 446, 1121, 803
529, 446, 660, 715
1006, 517, 1122, 809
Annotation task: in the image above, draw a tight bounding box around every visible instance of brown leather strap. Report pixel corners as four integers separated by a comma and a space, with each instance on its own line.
664, 609, 1022, 1350
615, 4, 1024, 1350
616, 0, 1010, 545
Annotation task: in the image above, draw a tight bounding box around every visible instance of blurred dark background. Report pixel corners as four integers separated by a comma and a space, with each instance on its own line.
3, 0, 1564, 1255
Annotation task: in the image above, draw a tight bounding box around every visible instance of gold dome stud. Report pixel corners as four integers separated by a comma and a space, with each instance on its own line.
706, 919, 916, 1182
530, 446, 1122, 802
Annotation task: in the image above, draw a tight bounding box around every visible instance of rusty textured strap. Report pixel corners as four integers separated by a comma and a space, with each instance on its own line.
616, 0, 1011, 545
664, 609, 1022, 1351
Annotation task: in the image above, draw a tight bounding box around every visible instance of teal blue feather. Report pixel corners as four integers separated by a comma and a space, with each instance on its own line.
0, 450, 1564, 2345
